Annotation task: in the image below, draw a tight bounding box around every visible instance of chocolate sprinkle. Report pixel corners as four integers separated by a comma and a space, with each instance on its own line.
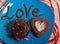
11, 18, 30, 39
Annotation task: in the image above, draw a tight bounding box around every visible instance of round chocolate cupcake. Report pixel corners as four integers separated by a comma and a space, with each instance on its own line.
11, 18, 30, 39
31, 18, 50, 37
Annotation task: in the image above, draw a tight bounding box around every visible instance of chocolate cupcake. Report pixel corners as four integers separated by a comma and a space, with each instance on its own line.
11, 18, 30, 39
31, 18, 50, 37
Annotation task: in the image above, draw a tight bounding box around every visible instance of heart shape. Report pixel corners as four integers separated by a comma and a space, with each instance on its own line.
31, 18, 50, 37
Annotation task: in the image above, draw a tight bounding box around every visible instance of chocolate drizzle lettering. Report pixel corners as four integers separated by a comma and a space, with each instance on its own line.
16, 9, 24, 18
1, 4, 43, 20
32, 8, 44, 17
23, 4, 33, 18
1, 6, 15, 20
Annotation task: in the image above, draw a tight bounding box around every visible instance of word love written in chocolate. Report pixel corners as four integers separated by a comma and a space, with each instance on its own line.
1, 4, 44, 20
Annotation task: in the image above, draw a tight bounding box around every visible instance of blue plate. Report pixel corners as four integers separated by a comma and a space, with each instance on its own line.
0, 0, 54, 44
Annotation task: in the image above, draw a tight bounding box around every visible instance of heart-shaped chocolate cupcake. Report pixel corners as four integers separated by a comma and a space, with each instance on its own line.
31, 18, 50, 37
11, 18, 30, 39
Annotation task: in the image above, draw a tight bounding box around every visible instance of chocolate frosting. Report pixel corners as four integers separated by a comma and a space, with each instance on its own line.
11, 18, 30, 39
31, 18, 50, 37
